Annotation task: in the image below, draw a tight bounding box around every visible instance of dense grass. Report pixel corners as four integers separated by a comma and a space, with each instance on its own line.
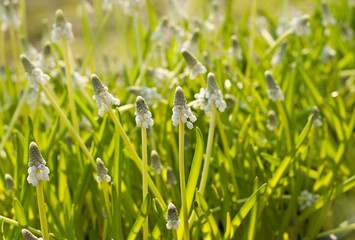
1, 0, 355, 239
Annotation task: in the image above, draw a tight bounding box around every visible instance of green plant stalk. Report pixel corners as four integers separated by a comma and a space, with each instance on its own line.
36, 181, 49, 240
0, 84, 30, 152
102, 180, 112, 224
142, 127, 148, 240
107, 108, 166, 207
317, 222, 355, 238
179, 120, 189, 240
198, 104, 217, 195
9, 25, 21, 79
62, 37, 79, 133
132, 16, 142, 71
19, 0, 27, 37
245, 0, 257, 79
40, 83, 95, 166
0, 215, 41, 235
0, 28, 4, 66
173, 229, 178, 240
276, 100, 292, 151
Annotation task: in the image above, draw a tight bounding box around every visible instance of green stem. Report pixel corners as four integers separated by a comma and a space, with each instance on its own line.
276, 100, 292, 151
9, 25, 21, 79
246, 0, 257, 79
179, 120, 189, 240
132, 16, 142, 71
36, 181, 49, 240
40, 83, 95, 166
102, 180, 112, 224
0, 84, 30, 152
198, 104, 217, 195
316, 222, 355, 238
0, 215, 41, 235
107, 108, 166, 208
19, 0, 27, 37
173, 229, 178, 240
142, 127, 148, 240
62, 37, 79, 133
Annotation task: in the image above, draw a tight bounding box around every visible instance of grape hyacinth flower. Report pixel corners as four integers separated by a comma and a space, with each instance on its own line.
27, 142, 50, 187
22, 229, 42, 240
21, 37, 39, 61
166, 167, 177, 188
135, 96, 154, 129
321, 2, 336, 26
91, 74, 120, 117
51, 9, 73, 42
172, 86, 197, 129
38, 43, 55, 72
96, 158, 111, 183
299, 190, 319, 211
1, 2, 21, 31
128, 86, 162, 105
309, 106, 322, 127
290, 14, 311, 36
320, 45, 336, 64
271, 42, 287, 67
166, 203, 181, 230
21, 55, 50, 91
266, 110, 278, 131
5, 173, 14, 193
194, 73, 227, 113
151, 150, 163, 174
265, 71, 284, 101
181, 49, 206, 79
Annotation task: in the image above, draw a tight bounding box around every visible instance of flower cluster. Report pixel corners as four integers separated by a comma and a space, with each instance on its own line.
1, 3, 21, 31
151, 150, 162, 174
290, 14, 311, 36
21, 37, 39, 61
266, 110, 278, 131
166, 167, 177, 188
193, 73, 226, 113
271, 42, 287, 67
51, 9, 74, 42
172, 86, 197, 129
228, 35, 243, 61
135, 96, 154, 129
299, 190, 319, 211
96, 158, 111, 183
22, 229, 43, 240
91, 74, 120, 117
5, 173, 14, 193
128, 86, 162, 105
21, 55, 50, 91
38, 43, 55, 72
72, 71, 89, 91
181, 49, 206, 79
27, 142, 50, 187
309, 106, 322, 127
265, 71, 284, 101
166, 203, 181, 230
321, 2, 336, 26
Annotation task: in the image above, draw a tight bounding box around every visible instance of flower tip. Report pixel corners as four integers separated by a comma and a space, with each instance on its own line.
29, 142, 45, 167
20, 54, 35, 73
207, 72, 219, 91
43, 42, 51, 56
91, 74, 105, 95
55, 9, 66, 24
22, 229, 39, 240
174, 86, 186, 106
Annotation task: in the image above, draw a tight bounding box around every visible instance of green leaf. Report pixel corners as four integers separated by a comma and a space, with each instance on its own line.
13, 198, 27, 227
127, 193, 151, 240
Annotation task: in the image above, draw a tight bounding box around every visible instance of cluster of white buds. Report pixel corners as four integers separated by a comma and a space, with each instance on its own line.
51, 9, 74, 42
193, 73, 227, 113
151, 17, 169, 42
27, 90, 50, 108
5, 173, 14, 193
320, 45, 336, 64
21, 55, 50, 91
102, 0, 117, 11
38, 43, 55, 73
135, 96, 154, 129
91, 74, 120, 117
228, 35, 243, 61
22, 229, 42, 240
309, 106, 322, 127
299, 190, 319, 211
21, 37, 39, 61
147, 67, 174, 88
96, 158, 111, 183
181, 29, 199, 52
266, 110, 278, 131
172, 86, 197, 129
72, 71, 89, 91
181, 49, 206, 79
290, 14, 311, 36
321, 2, 336, 26
1, 2, 21, 31
271, 42, 287, 67
150, 150, 162, 174
265, 71, 284, 101
166, 203, 181, 230
128, 86, 162, 105
166, 167, 177, 188
27, 142, 50, 187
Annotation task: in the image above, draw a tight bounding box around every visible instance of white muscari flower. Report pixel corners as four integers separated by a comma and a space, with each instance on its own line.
266, 110, 278, 131
72, 71, 89, 91
290, 14, 311, 36
172, 86, 197, 129
181, 48, 206, 80
135, 96, 154, 129
181, 30, 200, 53
228, 35, 243, 61
91, 74, 120, 117
128, 85, 162, 105
5, 173, 14, 193
166, 167, 177, 188
96, 158, 111, 183
299, 190, 319, 211
27, 142, 50, 187
102, 0, 117, 11
151, 17, 169, 42
276, 18, 288, 36
21, 55, 50, 91
1, 3, 22, 31
265, 71, 284, 101
151, 150, 162, 174
27, 89, 50, 108
340, 23, 354, 41
166, 203, 181, 230
21, 37, 39, 62
147, 67, 174, 88
321, 2, 336, 26
309, 106, 322, 127
271, 42, 287, 67
79, 116, 93, 132
38, 43, 55, 72
320, 45, 336, 64
51, 9, 74, 42
22, 229, 43, 240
